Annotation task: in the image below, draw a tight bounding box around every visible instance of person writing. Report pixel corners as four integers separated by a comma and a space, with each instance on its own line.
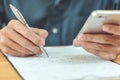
0, 0, 120, 62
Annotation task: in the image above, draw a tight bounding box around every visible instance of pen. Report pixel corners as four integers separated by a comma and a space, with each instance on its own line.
9, 4, 48, 57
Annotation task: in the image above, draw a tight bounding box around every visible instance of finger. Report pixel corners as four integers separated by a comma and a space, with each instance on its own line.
73, 39, 81, 47
1, 27, 41, 54
84, 48, 117, 60
8, 20, 43, 46
103, 24, 120, 35
31, 28, 48, 39
77, 34, 120, 46
1, 45, 33, 57
79, 40, 120, 55
0, 34, 39, 55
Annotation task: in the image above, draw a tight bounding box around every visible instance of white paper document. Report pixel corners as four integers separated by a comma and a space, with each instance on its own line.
6, 46, 120, 80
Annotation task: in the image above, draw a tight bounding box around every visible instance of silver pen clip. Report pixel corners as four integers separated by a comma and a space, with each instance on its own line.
9, 4, 48, 57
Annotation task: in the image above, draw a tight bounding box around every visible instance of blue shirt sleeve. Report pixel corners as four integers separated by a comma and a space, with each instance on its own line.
0, 0, 4, 28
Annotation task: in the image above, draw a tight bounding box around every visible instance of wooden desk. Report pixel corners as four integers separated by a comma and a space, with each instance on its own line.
0, 52, 22, 80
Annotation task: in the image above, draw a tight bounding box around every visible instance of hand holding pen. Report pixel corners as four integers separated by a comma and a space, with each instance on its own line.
0, 4, 48, 57
9, 4, 48, 57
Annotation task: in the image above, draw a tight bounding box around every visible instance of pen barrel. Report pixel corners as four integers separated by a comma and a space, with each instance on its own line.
24, 23, 30, 29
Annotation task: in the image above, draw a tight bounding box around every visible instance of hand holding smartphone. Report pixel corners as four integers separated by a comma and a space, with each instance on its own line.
77, 10, 120, 64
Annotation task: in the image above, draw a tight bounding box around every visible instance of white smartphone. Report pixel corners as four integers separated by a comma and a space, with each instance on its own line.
78, 10, 120, 34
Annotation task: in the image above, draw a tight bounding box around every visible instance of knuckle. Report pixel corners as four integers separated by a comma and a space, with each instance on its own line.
0, 37, 6, 45
104, 36, 112, 42
8, 20, 20, 27
1, 28, 9, 37
110, 27, 115, 33
0, 39, 6, 45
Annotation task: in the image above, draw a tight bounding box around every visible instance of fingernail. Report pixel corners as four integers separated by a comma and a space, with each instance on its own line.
78, 34, 86, 41
103, 25, 109, 31
73, 39, 81, 47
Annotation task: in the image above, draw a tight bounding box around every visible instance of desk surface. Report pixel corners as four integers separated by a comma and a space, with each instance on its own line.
0, 47, 120, 80
0, 52, 22, 80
